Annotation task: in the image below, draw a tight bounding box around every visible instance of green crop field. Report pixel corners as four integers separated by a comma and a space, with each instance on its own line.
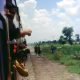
40, 43, 80, 74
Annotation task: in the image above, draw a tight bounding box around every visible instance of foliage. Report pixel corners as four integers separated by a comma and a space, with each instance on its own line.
68, 65, 80, 74
59, 35, 66, 44
53, 50, 63, 60
60, 55, 80, 66
71, 51, 80, 60
62, 27, 73, 44
40, 43, 80, 74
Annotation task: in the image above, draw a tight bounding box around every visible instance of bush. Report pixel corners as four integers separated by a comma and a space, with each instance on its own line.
72, 51, 80, 60
53, 50, 63, 60
60, 55, 80, 66
64, 60, 76, 66
41, 43, 80, 74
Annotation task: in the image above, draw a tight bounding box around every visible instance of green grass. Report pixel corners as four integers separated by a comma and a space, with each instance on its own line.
40, 43, 80, 74
68, 65, 80, 74
42, 52, 54, 61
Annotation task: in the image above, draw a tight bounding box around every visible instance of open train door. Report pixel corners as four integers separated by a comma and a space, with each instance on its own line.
0, 0, 11, 80
0, 12, 9, 80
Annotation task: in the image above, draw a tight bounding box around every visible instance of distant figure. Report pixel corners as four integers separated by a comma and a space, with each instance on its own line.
50, 45, 56, 54
37, 44, 41, 56
34, 44, 41, 56
34, 45, 38, 55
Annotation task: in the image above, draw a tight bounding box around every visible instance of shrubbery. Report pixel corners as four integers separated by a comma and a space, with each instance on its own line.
53, 50, 63, 60
41, 44, 80, 74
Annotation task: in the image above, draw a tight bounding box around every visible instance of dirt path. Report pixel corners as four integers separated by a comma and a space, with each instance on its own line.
18, 46, 80, 80
30, 55, 80, 80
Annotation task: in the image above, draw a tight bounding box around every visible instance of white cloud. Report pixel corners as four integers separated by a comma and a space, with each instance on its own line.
57, 0, 75, 8
33, 9, 53, 26
17, 0, 37, 27
17, 0, 56, 42
17, 0, 80, 43
57, 0, 80, 16
51, 8, 72, 28
51, 0, 80, 34
18, 0, 37, 9
30, 9, 57, 42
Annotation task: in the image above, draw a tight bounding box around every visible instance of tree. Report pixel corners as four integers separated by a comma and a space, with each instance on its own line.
59, 35, 66, 44
62, 27, 73, 44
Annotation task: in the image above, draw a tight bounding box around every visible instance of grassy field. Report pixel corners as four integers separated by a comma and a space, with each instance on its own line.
40, 44, 80, 74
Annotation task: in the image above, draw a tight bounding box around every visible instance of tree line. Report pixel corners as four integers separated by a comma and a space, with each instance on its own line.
59, 27, 80, 45
36, 27, 80, 45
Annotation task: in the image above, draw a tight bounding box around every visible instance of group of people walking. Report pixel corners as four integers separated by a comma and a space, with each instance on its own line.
34, 44, 41, 56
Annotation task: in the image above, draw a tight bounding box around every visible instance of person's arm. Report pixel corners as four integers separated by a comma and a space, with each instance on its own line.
20, 28, 32, 37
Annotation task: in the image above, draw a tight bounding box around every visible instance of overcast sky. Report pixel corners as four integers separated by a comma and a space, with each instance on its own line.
17, 0, 80, 43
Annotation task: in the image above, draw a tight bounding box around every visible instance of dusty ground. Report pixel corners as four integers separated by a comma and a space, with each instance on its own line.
17, 46, 80, 80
